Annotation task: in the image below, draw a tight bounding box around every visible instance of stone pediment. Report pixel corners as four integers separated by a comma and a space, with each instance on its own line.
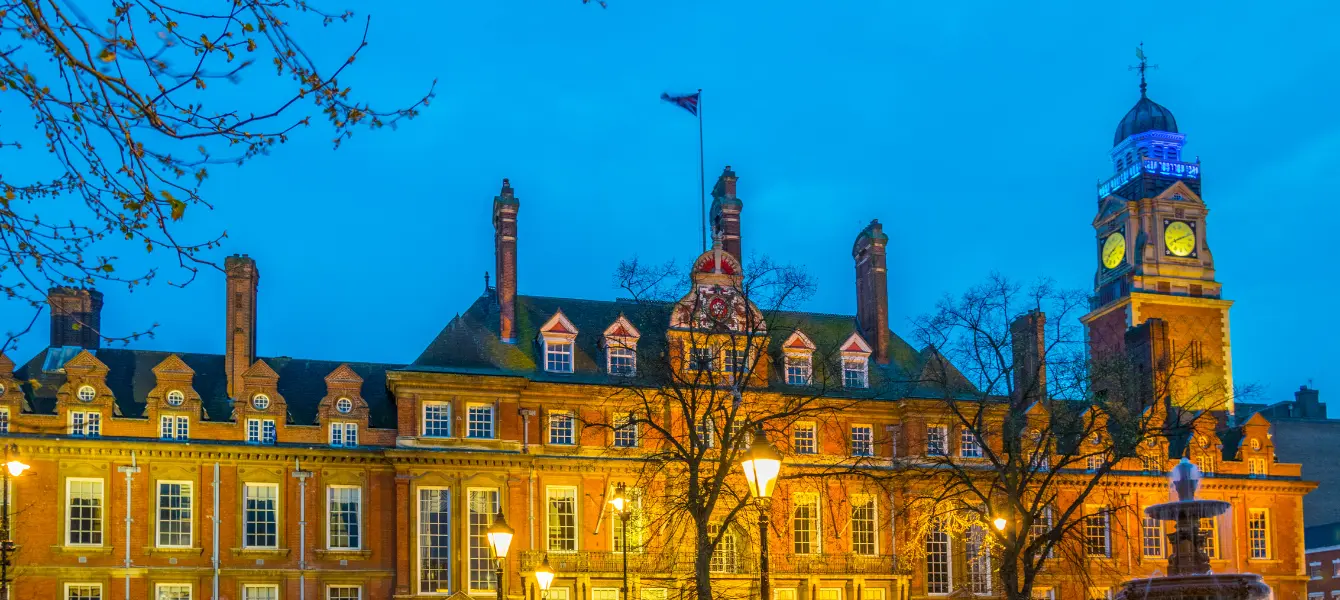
1154, 180, 1201, 204
325, 363, 364, 386
63, 349, 109, 374
242, 359, 279, 381
152, 354, 195, 378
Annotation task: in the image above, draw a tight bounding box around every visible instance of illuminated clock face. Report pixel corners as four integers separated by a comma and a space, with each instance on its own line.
1101, 232, 1126, 269
707, 297, 729, 320
1164, 220, 1196, 257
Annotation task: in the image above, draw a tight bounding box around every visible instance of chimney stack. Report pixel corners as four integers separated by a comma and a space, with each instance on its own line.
852, 220, 891, 364
1295, 385, 1324, 419
225, 254, 259, 399
1011, 310, 1047, 402
710, 166, 743, 262
48, 287, 103, 349
493, 179, 520, 344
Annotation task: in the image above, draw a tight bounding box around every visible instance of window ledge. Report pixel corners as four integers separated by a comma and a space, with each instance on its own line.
545, 444, 581, 455
315, 548, 373, 560
230, 547, 291, 558
1246, 558, 1281, 564
143, 546, 205, 556
51, 545, 114, 556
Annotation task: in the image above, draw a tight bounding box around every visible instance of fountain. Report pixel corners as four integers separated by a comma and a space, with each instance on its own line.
1116, 458, 1270, 600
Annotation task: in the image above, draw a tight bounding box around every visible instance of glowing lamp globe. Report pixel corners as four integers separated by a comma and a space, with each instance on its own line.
609, 482, 628, 514
487, 510, 515, 558
740, 430, 783, 500
993, 517, 1008, 532
534, 554, 556, 591
4, 460, 28, 477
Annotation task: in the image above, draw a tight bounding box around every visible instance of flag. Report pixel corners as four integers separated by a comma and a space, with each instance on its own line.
661, 92, 700, 116
1135, 46, 1145, 61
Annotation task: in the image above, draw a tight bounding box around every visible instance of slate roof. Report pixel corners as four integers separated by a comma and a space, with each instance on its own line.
408, 290, 972, 399
1305, 521, 1340, 550
15, 348, 401, 428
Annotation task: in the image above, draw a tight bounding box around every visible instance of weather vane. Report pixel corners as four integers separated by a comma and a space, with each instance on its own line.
1129, 42, 1159, 97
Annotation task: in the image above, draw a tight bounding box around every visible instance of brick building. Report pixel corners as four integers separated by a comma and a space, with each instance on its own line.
0, 80, 1317, 600
1306, 523, 1340, 600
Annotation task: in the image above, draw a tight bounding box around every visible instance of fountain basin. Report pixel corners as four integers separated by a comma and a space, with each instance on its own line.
1145, 499, 1232, 521
1116, 573, 1271, 600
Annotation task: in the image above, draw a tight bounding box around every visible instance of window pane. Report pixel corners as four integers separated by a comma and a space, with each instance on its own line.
157, 482, 192, 547
547, 487, 577, 553
468, 405, 494, 439
792, 493, 819, 554
852, 496, 876, 555
851, 426, 873, 457
418, 488, 452, 594
925, 520, 950, 595
67, 479, 104, 545
244, 484, 278, 548
328, 487, 361, 550
327, 587, 361, 600
1248, 509, 1269, 559
549, 412, 575, 445
469, 489, 499, 592
67, 584, 102, 600
156, 584, 191, 600
424, 403, 452, 437
793, 424, 816, 454
244, 586, 279, 600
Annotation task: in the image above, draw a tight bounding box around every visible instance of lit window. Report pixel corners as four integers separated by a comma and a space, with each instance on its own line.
0, 407, 8, 434
66, 478, 104, 546
1195, 454, 1215, 476
545, 341, 574, 373
467, 404, 494, 439
925, 519, 950, 595
243, 483, 279, 549
161, 416, 189, 441
1248, 457, 1268, 477
70, 411, 101, 437
852, 495, 877, 555
166, 390, 185, 406
793, 423, 817, 454
418, 488, 452, 594
608, 346, 636, 376
926, 425, 947, 456
155, 583, 191, 600
1088, 589, 1112, 600
696, 417, 715, 449
792, 492, 820, 554
336, 398, 353, 414
723, 349, 748, 380
243, 585, 279, 600
1029, 506, 1054, 558
422, 402, 452, 437
960, 429, 981, 458
1085, 506, 1110, 557
709, 523, 738, 573
1248, 509, 1269, 559
689, 347, 715, 373
549, 411, 576, 445
66, 584, 103, 600
1199, 517, 1219, 559
247, 418, 276, 445
1249, 438, 1262, 451
613, 413, 638, 448
1141, 511, 1164, 558
785, 354, 811, 385
252, 394, 270, 410
967, 525, 991, 595
327, 586, 361, 600
843, 357, 868, 389
1087, 456, 1103, 471
468, 489, 499, 592
547, 486, 578, 553
851, 425, 874, 457
77, 385, 96, 402
157, 481, 193, 548
330, 423, 358, 447
328, 486, 361, 550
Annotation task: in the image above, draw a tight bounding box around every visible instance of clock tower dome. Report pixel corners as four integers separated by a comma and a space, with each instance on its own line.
1082, 55, 1236, 412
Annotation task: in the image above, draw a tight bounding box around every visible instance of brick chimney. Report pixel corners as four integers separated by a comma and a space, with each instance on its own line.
852, 220, 891, 364
710, 166, 743, 262
225, 254, 259, 399
1011, 310, 1047, 402
1294, 385, 1324, 419
48, 287, 103, 349
493, 179, 520, 344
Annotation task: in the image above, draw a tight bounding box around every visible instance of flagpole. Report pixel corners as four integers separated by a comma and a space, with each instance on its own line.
697, 88, 706, 253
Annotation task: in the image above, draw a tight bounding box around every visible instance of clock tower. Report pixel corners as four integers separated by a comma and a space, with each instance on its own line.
1082, 56, 1236, 412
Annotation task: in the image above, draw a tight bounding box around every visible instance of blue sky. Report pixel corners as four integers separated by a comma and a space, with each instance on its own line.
4, 0, 1336, 412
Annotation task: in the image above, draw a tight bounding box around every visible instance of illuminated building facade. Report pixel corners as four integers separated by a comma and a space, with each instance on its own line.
0, 82, 1316, 600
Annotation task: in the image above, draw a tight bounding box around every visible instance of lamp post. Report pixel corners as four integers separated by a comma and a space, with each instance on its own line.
609, 482, 631, 600
739, 429, 782, 600
534, 554, 556, 600
1, 452, 31, 600
487, 508, 515, 600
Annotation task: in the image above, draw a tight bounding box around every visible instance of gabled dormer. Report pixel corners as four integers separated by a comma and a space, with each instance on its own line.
318, 364, 368, 448
146, 354, 205, 442
1234, 412, 1274, 477
780, 330, 815, 386
56, 350, 119, 438
0, 354, 27, 433
838, 332, 871, 389
538, 310, 578, 374
233, 359, 287, 444
602, 315, 640, 376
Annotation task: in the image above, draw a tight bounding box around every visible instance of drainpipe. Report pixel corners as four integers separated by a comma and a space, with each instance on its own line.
116, 452, 140, 600
212, 462, 220, 600
519, 408, 535, 454
528, 468, 537, 551
292, 459, 313, 600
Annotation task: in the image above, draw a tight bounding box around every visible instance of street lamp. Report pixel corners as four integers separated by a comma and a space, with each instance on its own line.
534, 554, 556, 600
993, 517, 1008, 532
739, 429, 782, 600
609, 482, 632, 600
488, 509, 515, 600
1, 451, 29, 600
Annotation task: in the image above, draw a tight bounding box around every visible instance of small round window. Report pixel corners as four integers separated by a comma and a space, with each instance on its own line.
0, 383, 6, 395
166, 390, 185, 406
336, 398, 353, 414
252, 394, 270, 410
1197, 436, 1209, 449
77, 385, 96, 402
1249, 438, 1261, 451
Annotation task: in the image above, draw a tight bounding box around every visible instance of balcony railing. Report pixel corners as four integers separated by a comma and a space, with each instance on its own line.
519, 551, 912, 577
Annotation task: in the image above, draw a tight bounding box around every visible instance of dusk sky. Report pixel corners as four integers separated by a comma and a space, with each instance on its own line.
4, 1, 1335, 411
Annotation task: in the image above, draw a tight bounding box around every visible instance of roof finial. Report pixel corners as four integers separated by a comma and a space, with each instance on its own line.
484, 271, 491, 293
1130, 42, 1158, 98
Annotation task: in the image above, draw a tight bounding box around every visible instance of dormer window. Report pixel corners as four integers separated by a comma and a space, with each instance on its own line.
252, 394, 270, 410
604, 316, 641, 377
336, 398, 353, 414
839, 333, 872, 390
538, 311, 579, 374
689, 346, 715, 372
77, 385, 96, 402
166, 390, 185, 406
781, 331, 815, 386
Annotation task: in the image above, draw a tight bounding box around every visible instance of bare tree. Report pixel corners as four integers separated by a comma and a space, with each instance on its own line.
896, 274, 1236, 600
0, 0, 435, 351
586, 249, 887, 600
